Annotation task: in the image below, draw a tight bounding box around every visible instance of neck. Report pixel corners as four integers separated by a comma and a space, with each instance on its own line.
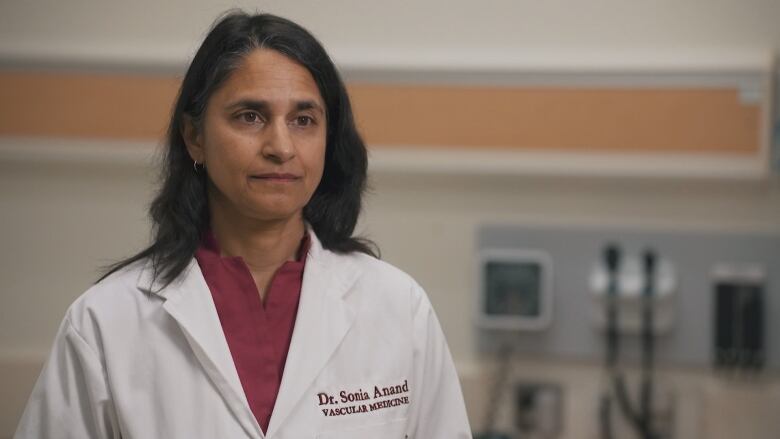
209, 204, 306, 274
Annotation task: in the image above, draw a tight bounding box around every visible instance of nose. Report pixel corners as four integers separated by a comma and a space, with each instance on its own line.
261, 119, 295, 163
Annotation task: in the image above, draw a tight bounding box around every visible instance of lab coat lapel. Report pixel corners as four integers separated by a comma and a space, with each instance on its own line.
266, 236, 360, 437
140, 261, 263, 439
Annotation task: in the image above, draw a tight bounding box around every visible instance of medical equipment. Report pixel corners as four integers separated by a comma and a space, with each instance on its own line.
474, 344, 514, 439
597, 244, 662, 439
476, 224, 780, 439
474, 249, 555, 439
589, 248, 676, 335
713, 265, 766, 371
515, 382, 562, 439
476, 249, 553, 331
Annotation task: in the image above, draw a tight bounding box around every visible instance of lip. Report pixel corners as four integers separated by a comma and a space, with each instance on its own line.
249, 173, 301, 182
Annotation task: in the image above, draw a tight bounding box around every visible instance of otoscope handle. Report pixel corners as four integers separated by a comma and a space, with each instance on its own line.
640, 249, 657, 439
605, 245, 621, 273
603, 244, 621, 368
643, 251, 656, 287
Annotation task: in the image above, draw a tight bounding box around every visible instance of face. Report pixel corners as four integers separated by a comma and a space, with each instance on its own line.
184, 49, 327, 225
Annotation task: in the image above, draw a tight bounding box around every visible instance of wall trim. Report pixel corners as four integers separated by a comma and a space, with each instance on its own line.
0, 44, 773, 76
0, 138, 770, 180
369, 146, 769, 180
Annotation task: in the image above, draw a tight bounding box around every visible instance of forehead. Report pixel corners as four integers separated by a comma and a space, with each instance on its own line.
212, 48, 324, 106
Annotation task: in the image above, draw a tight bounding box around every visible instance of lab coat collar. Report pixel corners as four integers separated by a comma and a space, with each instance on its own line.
135, 224, 318, 296
138, 259, 264, 438
135, 228, 361, 439
266, 230, 360, 437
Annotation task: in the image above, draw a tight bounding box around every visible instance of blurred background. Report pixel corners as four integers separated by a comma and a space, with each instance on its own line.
1, 1, 779, 438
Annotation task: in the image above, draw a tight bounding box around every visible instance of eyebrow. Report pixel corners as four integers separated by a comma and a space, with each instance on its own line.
226, 98, 325, 114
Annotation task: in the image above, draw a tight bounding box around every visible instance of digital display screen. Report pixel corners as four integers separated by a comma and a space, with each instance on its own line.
484, 261, 542, 317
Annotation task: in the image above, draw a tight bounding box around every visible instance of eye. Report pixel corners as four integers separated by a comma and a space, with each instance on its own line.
294, 115, 315, 127
238, 111, 262, 124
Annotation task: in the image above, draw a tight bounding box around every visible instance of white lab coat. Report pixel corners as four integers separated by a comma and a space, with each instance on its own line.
15, 232, 472, 438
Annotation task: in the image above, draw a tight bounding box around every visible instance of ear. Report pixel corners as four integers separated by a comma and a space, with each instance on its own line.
181, 115, 205, 163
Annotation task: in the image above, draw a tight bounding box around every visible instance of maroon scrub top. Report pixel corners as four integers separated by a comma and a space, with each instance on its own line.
194, 231, 310, 433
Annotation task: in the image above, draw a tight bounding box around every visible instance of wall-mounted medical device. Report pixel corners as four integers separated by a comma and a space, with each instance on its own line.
589, 248, 677, 335
477, 224, 780, 369
713, 264, 766, 371
592, 245, 671, 439
476, 249, 553, 331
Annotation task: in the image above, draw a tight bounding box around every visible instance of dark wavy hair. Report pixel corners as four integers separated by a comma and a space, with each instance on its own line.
101, 11, 376, 287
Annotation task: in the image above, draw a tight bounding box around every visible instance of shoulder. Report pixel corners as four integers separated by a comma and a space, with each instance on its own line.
64, 260, 158, 343
72, 260, 150, 310
336, 250, 421, 292
321, 249, 431, 313
352, 252, 419, 288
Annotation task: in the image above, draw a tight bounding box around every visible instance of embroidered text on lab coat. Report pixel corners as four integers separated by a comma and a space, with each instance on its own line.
317, 379, 410, 417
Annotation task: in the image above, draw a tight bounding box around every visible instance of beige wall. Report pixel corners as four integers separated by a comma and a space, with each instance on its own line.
364, 169, 780, 438
2, 140, 779, 437
1, 0, 779, 68
2, 0, 780, 437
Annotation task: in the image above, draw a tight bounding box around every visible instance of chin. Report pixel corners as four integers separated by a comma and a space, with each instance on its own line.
244, 206, 305, 223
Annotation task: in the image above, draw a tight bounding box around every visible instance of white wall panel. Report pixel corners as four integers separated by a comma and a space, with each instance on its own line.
1, 0, 778, 70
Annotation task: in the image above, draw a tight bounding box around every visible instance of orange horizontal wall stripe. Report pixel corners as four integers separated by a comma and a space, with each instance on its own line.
349, 84, 759, 154
0, 71, 761, 154
0, 71, 181, 140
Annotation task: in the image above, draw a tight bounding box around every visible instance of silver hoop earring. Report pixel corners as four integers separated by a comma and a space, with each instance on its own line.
193, 160, 200, 172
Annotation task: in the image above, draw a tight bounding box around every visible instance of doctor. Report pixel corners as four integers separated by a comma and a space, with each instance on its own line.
15, 11, 471, 439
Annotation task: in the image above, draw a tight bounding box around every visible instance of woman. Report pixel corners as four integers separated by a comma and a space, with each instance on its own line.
15, 11, 471, 439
